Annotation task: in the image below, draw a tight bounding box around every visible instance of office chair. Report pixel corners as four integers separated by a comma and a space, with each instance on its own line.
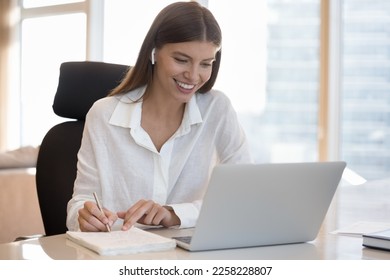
35, 61, 129, 236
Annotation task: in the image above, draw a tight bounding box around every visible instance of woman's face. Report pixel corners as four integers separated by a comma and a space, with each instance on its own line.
151, 40, 219, 104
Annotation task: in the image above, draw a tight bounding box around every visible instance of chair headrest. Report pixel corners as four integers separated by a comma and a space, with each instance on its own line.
53, 61, 129, 120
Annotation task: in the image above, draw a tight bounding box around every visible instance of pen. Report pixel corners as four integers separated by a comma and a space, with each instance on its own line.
93, 192, 111, 232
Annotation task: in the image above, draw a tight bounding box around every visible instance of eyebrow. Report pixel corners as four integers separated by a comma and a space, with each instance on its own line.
172, 51, 216, 62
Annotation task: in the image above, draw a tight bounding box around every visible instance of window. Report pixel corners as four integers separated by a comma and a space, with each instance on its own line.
208, 0, 321, 163
15, 0, 180, 147
341, 0, 390, 180
20, 13, 86, 146
10, 0, 390, 181
23, 0, 83, 8
103, 0, 184, 65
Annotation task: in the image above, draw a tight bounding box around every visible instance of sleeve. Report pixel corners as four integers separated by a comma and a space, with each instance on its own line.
66, 108, 101, 232
168, 200, 202, 229
216, 94, 253, 164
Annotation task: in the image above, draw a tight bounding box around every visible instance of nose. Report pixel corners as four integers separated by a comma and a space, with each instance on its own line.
183, 65, 199, 82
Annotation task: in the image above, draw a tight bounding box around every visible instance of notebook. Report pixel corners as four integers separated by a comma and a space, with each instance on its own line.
173, 161, 346, 251
362, 229, 390, 251
66, 227, 176, 255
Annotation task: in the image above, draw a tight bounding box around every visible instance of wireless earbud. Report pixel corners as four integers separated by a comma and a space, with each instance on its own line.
151, 48, 156, 65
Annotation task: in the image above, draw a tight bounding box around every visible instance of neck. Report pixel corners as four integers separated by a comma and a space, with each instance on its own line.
140, 90, 186, 152
145, 97, 184, 120
143, 86, 186, 120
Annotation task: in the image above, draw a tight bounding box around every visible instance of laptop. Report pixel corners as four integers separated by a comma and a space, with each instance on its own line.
173, 161, 346, 251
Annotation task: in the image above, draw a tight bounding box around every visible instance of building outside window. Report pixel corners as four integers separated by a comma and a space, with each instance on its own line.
341, 0, 390, 180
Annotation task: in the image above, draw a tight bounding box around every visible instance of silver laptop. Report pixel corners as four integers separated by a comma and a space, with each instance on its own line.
173, 161, 346, 251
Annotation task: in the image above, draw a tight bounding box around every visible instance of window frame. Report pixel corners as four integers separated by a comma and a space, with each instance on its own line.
7, 0, 103, 147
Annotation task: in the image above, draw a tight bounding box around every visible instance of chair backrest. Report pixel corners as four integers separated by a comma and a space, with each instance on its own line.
36, 61, 129, 236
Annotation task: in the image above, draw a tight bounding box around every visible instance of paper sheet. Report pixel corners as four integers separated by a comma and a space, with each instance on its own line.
331, 221, 390, 236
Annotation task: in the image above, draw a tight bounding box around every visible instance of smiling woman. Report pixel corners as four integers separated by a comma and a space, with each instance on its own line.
66, 1, 253, 233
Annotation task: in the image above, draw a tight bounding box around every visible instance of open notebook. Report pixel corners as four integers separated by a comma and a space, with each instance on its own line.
66, 227, 176, 255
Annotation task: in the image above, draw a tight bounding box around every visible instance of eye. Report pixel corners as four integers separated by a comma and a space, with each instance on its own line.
174, 57, 188, 64
201, 62, 213, 68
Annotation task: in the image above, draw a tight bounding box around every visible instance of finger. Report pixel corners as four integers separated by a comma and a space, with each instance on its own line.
78, 209, 104, 232
117, 211, 126, 219
122, 200, 154, 230
79, 202, 111, 231
103, 208, 118, 227
123, 199, 148, 218
83, 201, 108, 223
123, 199, 151, 221
122, 209, 146, 230
78, 215, 100, 232
153, 207, 171, 225
143, 203, 162, 225
90, 204, 109, 225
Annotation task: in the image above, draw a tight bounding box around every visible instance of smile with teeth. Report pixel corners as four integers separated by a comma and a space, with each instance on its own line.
176, 80, 195, 90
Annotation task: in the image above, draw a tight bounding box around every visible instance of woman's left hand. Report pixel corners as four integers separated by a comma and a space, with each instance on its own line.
117, 199, 180, 230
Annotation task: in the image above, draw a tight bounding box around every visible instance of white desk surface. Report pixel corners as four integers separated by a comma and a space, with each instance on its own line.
1, 179, 390, 260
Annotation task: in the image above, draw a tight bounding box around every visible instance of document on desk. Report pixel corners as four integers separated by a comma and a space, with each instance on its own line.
331, 221, 390, 237
66, 227, 176, 256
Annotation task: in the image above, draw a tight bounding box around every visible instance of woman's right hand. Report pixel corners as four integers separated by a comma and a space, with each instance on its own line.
78, 201, 118, 232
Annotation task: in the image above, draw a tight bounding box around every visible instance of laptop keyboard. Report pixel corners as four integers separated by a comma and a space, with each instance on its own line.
173, 236, 192, 244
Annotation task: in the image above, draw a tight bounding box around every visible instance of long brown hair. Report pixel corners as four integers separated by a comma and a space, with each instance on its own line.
109, 1, 222, 97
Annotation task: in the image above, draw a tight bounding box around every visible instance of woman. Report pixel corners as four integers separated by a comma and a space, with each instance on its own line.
66, 1, 252, 232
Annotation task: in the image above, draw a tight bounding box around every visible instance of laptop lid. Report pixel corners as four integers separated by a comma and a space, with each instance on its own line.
175, 161, 346, 251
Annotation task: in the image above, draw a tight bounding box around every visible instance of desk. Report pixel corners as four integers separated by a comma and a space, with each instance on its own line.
1, 179, 390, 260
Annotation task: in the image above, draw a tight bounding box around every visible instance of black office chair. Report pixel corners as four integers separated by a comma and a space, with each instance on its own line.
35, 61, 129, 236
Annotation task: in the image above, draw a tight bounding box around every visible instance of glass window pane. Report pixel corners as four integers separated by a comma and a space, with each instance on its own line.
208, 0, 320, 163
341, 0, 390, 180
23, 0, 83, 8
103, 0, 183, 65
21, 13, 86, 146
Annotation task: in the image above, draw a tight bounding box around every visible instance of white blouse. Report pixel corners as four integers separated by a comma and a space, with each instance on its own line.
66, 87, 252, 231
